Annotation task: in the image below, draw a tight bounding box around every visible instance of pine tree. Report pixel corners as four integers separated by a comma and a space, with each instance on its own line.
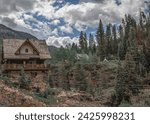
115, 47, 141, 106
96, 19, 105, 61
75, 64, 87, 91
123, 14, 136, 50
123, 16, 131, 58
0, 37, 3, 68
105, 24, 112, 58
118, 25, 125, 60
89, 33, 95, 54
112, 25, 118, 55
79, 31, 85, 52
84, 33, 88, 54
19, 68, 31, 89
60, 61, 71, 90
140, 10, 144, 28
93, 43, 96, 54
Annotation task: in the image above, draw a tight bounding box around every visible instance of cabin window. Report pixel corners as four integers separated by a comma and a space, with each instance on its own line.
25, 48, 28, 53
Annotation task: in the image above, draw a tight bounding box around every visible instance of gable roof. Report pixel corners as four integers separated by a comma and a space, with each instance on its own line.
15, 39, 40, 55
3, 39, 51, 59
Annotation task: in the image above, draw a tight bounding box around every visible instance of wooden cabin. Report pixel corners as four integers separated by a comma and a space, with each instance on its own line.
1, 39, 51, 71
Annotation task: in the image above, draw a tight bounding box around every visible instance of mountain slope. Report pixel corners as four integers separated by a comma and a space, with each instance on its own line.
0, 80, 45, 107
0, 24, 37, 39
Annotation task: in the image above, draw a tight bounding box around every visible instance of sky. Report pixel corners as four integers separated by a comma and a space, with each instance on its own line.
0, 0, 148, 47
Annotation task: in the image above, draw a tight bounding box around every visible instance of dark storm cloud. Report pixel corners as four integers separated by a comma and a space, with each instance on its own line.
80, 0, 122, 5
91, 0, 104, 2
80, 0, 105, 3
0, 0, 36, 14
0, 17, 17, 27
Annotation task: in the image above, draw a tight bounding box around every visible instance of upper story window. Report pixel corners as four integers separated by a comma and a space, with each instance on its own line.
25, 48, 28, 53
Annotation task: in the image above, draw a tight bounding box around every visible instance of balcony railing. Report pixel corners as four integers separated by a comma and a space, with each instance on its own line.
2, 64, 49, 71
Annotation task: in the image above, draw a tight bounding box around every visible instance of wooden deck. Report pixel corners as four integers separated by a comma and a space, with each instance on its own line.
2, 64, 49, 71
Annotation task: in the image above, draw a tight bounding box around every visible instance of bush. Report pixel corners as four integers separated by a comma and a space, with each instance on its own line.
119, 99, 132, 107
34, 93, 57, 105
18, 68, 31, 89
114, 60, 141, 106
144, 97, 150, 107
87, 84, 102, 99
46, 73, 54, 88
75, 64, 88, 91
34, 88, 57, 105
0, 75, 16, 87
61, 63, 71, 91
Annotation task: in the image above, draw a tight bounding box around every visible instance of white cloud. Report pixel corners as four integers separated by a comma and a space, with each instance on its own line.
34, 0, 57, 19
51, 28, 59, 36
55, 0, 144, 29
0, 0, 145, 45
51, 19, 60, 25
46, 36, 79, 48
59, 24, 73, 34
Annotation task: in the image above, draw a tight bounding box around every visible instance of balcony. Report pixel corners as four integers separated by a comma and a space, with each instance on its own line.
2, 64, 49, 71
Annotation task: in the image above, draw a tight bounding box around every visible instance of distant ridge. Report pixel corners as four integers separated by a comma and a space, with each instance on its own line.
0, 24, 38, 40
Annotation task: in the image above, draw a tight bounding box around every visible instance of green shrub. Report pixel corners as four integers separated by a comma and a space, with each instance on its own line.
34, 88, 57, 105
18, 68, 31, 89
144, 97, 150, 107
61, 63, 71, 91
75, 64, 87, 91
0, 75, 15, 87
46, 73, 54, 88
119, 99, 132, 107
34, 93, 57, 105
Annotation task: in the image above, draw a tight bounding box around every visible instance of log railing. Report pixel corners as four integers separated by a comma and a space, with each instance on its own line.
2, 64, 49, 71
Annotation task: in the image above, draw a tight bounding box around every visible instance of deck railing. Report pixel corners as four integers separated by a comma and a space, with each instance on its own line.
2, 64, 49, 71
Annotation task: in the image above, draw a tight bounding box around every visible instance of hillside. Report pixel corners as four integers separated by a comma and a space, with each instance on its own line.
0, 61, 149, 107
0, 24, 37, 40
0, 80, 45, 107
